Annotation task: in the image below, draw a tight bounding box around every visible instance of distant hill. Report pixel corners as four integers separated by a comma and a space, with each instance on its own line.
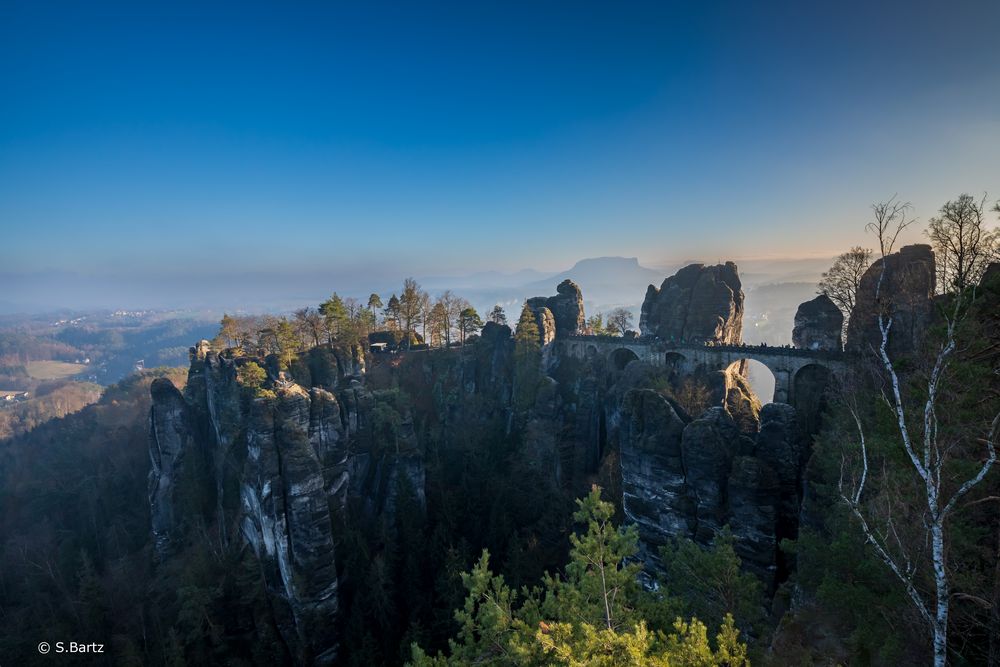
522, 257, 667, 311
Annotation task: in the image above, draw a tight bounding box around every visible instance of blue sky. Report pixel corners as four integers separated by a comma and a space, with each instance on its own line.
2, 1, 999, 308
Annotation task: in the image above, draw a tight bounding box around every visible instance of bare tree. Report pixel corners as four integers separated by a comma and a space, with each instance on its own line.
293, 307, 324, 347
398, 278, 425, 344
818, 246, 872, 330
606, 307, 633, 336
927, 193, 1000, 292
435, 290, 466, 347
840, 198, 998, 667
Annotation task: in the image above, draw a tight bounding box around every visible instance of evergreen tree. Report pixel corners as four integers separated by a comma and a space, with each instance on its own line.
488, 304, 507, 325
410, 486, 749, 667
319, 293, 349, 342
513, 304, 541, 411
459, 307, 483, 344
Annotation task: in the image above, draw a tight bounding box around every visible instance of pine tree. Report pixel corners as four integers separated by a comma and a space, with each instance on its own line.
513, 304, 541, 411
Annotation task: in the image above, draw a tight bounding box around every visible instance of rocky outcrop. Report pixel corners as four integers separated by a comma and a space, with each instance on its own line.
149, 339, 428, 665
524, 300, 557, 347
148, 378, 202, 559
846, 244, 935, 357
753, 403, 805, 545
792, 294, 843, 351
681, 407, 743, 542
619, 389, 692, 572
619, 381, 802, 589
527, 279, 585, 338
640, 262, 744, 344
240, 385, 340, 665
727, 456, 780, 583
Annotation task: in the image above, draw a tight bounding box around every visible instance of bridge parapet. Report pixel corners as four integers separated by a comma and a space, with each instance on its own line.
559, 335, 848, 404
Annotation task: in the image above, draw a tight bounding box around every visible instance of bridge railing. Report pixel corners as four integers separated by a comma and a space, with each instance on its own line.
562, 334, 846, 361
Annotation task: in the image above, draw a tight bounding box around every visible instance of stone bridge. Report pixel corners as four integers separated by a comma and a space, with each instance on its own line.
559, 335, 848, 404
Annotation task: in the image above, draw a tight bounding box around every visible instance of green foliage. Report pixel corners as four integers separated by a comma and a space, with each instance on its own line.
488, 304, 507, 325
586, 313, 607, 336
658, 528, 764, 641
410, 487, 749, 667
513, 304, 542, 411
236, 361, 268, 397
459, 307, 483, 343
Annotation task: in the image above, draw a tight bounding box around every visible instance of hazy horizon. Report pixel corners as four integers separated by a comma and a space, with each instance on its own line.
1, 253, 836, 314
3, 1, 999, 311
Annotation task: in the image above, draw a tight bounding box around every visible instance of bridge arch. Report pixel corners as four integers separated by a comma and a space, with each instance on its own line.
725, 358, 777, 404
664, 351, 686, 366
611, 347, 640, 371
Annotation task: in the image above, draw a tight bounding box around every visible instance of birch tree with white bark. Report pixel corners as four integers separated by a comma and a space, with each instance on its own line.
839, 198, 999, 667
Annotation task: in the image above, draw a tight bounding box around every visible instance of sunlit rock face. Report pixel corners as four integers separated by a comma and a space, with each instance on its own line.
527, 279, 586, 338
639, 262, 744, 344
846, 244, 935, 357
618, 384, 802, 590
792, 294, 843, 351
240, 385, 340, 666
148, 339, 427, 665
524, 299, 558, 346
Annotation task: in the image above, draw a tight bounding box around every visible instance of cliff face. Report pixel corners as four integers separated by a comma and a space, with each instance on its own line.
148, 377, 201, 559
793, 294, 843, 351
846, 244, 935, 357
527, 279, 585, 338
640, 263, 744, 344
619, 387, 803, 590
148, 342, 426, 664
240, 385, 340, 665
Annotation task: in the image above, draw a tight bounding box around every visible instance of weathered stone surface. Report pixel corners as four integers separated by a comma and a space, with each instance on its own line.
640, 262, 744, 344
549, 279, 586, 337
150, 336, 432, 664
619, 389, 692, 571
753, 403, 804, 544
240, 385, 340, 665
727, 456, 780, 583
792, 294, 843, 351
309, 387, 348, 510
681, 407, 740, 543
846, 244, 935, 357
467, 321, 514, 403
527, 280, 586, 338
148, 378, 198, 559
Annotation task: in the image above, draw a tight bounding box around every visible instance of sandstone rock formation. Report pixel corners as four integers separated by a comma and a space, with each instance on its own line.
681, 407, 744, 543
619, 389, 692, 572
640, 262, 744, 344
792, 294, 843, 351
846, 244, 935, 357
619, 383, 802, 590
148, 377, 199, 559
240, 385, 340, 665
527, 279, 585, 338
149, 340, 427, 664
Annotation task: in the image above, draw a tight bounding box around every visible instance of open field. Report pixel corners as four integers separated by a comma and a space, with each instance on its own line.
26, 360, 84, 380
